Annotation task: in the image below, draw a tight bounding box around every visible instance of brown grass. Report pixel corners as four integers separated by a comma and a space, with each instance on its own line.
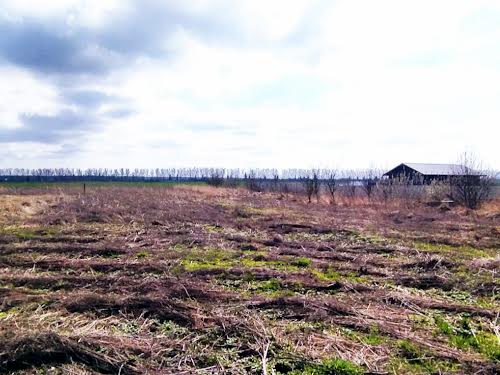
0, 185, 498, 374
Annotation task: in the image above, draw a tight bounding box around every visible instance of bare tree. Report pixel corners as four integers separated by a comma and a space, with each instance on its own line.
207, 168, 225, 187
360, 169, 378, 199
244, 170, 261, 192
377, 176, 395, 203
322, 169, 337, 205
301, 169, 320, 203
451, 152, 493, 209
343, 170, 357, 202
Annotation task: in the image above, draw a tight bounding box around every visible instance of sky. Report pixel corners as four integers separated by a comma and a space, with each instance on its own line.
0, 0, 499, 170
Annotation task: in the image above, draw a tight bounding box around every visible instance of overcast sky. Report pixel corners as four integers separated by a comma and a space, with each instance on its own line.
1, 0, 499, 170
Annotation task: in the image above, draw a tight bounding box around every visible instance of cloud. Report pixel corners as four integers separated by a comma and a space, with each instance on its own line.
0, 21, 110, 74
185, 123, 232, 132
0, 0, 244, 77
0, 0, 499, 169
0, 110, 96, 144
63, 90, 114, 108
104, 108, 135, 119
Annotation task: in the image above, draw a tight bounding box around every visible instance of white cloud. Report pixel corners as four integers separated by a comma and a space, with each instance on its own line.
1, 0, 128, 26
0, 65, 60, 128
1, 0, 499, 169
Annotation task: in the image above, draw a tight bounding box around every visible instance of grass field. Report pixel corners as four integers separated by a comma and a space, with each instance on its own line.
0, 185, 498, 374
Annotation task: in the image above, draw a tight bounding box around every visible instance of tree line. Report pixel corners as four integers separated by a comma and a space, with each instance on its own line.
0, 152, 496, 210
0, 167, 379, 183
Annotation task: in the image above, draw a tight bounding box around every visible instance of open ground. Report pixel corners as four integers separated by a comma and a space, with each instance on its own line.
0, 184, 498, 374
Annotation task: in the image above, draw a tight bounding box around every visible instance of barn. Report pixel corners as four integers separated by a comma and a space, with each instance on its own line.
382, 163, 479, 184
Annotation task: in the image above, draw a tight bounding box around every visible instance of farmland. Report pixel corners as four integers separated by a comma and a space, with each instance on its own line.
0, 184, 498, 374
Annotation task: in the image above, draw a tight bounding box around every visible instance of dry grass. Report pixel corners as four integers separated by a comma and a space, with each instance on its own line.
0, 185, 498, 374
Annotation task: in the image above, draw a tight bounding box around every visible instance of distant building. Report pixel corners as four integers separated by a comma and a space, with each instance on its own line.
383, 163, 480, 184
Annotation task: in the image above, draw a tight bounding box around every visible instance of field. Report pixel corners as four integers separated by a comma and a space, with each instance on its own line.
0, 184, 498, 374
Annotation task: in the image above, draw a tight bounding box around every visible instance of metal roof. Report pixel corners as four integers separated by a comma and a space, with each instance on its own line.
385, 163, 480, 176
404, 163, 464, 176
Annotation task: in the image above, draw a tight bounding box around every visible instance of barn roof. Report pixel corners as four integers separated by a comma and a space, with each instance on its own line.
403, 163, 463, 176
384, 163, 481, 176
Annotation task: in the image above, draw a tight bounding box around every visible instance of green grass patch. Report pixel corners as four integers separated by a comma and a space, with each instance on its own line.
391, 339, 460, 374
413, 241, 492, 259
363, 325, 385, 345
182, 258, 234, 271
340, 326, 386, 346
433, 315, 500, 361
0, 307, 19, 318
276, 357, 364, 375
311, 267, 342, 282
311, 268, 368, 283
1, 226, 58, 240
215, 276, 300, 297
136, 251, 149, 259
241, 257, 301, 272
179, 247, 307, 273
253, 278, 297, 297
257, 278, 282, 292
181, 247, 237, 271
292, 257, 312, 268
158, 321, 189, 336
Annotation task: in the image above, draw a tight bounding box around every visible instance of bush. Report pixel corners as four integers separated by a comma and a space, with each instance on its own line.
451, 152, 493, 209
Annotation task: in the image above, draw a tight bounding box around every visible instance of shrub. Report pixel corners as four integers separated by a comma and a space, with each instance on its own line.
451, 152, 493, 209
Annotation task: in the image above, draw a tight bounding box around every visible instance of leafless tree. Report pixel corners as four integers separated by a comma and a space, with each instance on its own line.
342, 170, 357, 202
360, 169, 378, 199
377, 177, 395, 203
322, 169, 337, 204
427, 179, 453, 202
244, 170, 261, 192
207, 168, 225, 187
451, 152, 493, 209
301, 169, 320, 203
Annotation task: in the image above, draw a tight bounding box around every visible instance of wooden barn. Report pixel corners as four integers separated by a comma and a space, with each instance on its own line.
383, 163, 479, 184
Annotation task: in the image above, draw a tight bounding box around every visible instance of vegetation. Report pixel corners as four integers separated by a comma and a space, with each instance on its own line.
0, 185, 498, 374
450, 152, 494, 209
283, 358, 364, 375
